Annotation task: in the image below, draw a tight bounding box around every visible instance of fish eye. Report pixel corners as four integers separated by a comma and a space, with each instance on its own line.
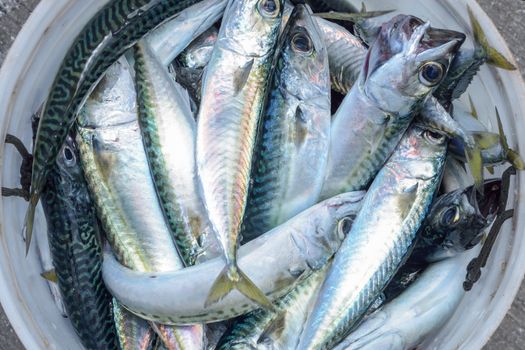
423, 129, 446, 145
62, 146, 76, 167
419, 62, 445, 87
258, 0, 280, 17
441, 206, 461, 227
337, 217, 354, 239
291, 32, 313, 54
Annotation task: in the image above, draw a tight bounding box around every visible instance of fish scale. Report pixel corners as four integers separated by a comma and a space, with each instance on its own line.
41, 136, 117, 350
27, 0, 200, 249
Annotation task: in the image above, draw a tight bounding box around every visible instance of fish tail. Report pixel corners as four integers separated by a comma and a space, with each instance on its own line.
23, 191, 39, 255
205, 264, 273, 310
471, 131, 500, 150
467, 131, 502, 192
494, 107, 525, 170
508, 149, 525, 170
465, 142, 484, 193
468, 6, 516, 70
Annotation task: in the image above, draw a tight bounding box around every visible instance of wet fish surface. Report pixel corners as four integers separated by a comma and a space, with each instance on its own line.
40, 135, 117, 350
196, 0, 284, 307
242, 4, 331, 242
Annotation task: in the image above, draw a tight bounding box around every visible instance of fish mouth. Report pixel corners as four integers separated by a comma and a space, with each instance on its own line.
363, 15, 465, 80
471, 179, 502, 219
420, 27, 466, 52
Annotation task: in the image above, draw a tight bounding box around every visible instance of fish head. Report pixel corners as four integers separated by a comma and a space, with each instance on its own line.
393, 124, 449, 163
221, 0, 284, 57
422, 179, 501, 262
280, 4, 329, 101
362, 15, 465, 114
55, 135, 83, 187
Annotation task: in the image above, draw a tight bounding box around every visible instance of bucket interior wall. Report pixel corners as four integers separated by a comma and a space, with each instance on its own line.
0, 0, 523, 349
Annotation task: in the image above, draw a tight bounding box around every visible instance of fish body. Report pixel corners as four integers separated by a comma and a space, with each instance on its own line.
299, 124, 448, 350
321, 16, 464, 199
146, 0, 227, 66
134, 41, 220, 265
40, 136, 117, 350
196, 0, 284, 307
77, 58, 204, 350
27, 0, 200, 249
317, 17, 366, 95
384, 179, 501, 302
102, 191, 366, 324
242, 4, 331, 242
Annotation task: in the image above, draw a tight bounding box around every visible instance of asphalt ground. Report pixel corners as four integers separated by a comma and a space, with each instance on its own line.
0, 0, 524, 349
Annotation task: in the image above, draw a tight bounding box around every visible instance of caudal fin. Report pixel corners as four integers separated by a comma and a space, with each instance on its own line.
495, 108, 525, 170
205, 265, 273, 310
41, 269, 58, 283
464, 131, 500, 194
468, 6, 517, 70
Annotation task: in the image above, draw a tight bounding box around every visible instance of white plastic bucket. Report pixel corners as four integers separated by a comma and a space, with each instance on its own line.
0, 0, 523, 349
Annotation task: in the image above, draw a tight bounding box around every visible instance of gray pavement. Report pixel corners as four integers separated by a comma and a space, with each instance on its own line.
0, 0, 524, 349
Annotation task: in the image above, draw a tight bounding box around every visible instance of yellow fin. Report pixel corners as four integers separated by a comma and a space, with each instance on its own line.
466, 146, 484, 193
41, 269, 58, 283
205, 265, 274, 310
467, 6, 516, 71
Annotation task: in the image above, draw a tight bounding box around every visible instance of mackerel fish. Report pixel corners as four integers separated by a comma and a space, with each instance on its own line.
320, 15, 464, 199
77, 58, 204, 350
26, 0, 200, 251
299, 124, 449, 350
196, 0, 284, 307
40, 135, 117, 350
134, 41, 220, 266
114, 302, 156, 350
242, 4, 331, 242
